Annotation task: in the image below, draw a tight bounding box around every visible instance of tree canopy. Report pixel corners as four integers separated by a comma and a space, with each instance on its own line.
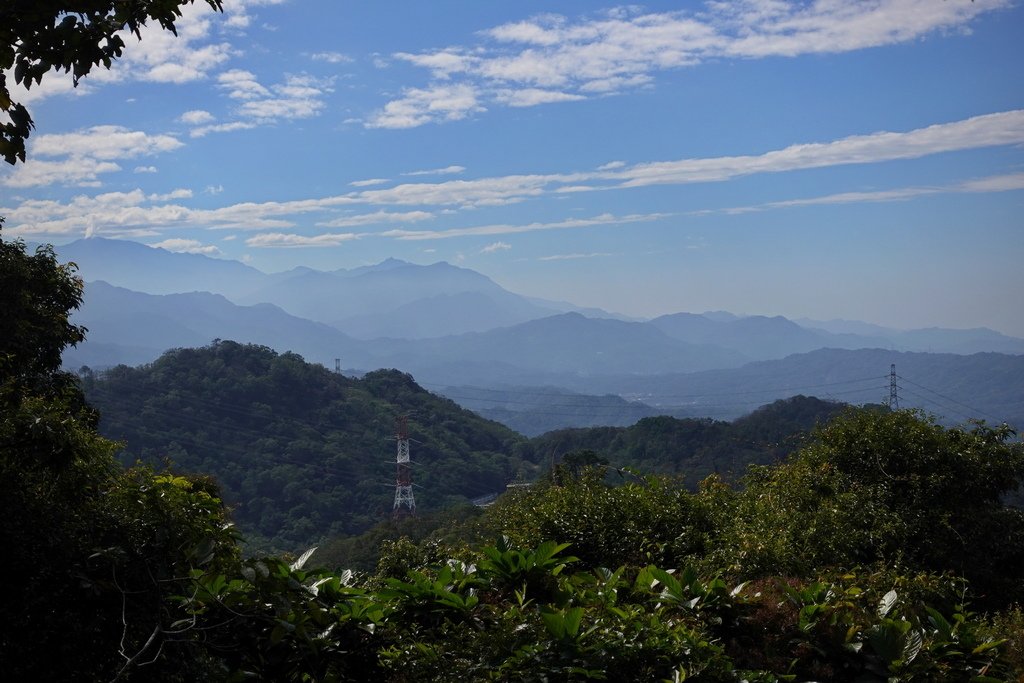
0, 0, 222, 164
0, 222, 86, 388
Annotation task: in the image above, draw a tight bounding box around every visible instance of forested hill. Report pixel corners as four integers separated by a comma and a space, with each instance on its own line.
84, 343, 848, 554
525, 395, 846, 487
83, 341, 530, 551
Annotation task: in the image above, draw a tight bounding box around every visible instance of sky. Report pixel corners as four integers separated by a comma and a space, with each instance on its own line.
2, 0, 1023, 335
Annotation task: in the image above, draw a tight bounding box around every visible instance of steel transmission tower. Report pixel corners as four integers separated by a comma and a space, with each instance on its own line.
888, 363, 899, 409
392, 415, 416, 516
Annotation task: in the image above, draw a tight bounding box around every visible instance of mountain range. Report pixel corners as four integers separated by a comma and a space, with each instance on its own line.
51, 237, 1024, 432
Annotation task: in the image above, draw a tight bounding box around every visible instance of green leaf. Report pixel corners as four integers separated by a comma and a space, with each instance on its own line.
971, 639, 1006, 655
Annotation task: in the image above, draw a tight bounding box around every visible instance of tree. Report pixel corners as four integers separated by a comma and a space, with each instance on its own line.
0, 225, 239, 680
723, 408, 1024, 607
1, 219, 86, 389
0, 0, 223, 164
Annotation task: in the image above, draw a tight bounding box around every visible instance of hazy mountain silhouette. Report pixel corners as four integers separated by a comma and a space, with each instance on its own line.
66, 281, 367, 369
55, 237, 268, 299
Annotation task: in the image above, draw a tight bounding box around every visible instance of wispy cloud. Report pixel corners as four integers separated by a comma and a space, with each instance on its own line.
402, 165, 466, 176
481, 241, 512, 253
493, 88, 585, 108
2, 126, 183, 188
611, 110, 1024, 188
191, 73, 332, 136
370, 1, 1008, 127
538, 252, 611, 261
217, 69, 271, 99
315, 210, 434, 228
366, 84, 484, 129
6, 113, 1024, 240
709, 172, 1024, 214
350, 178, 391, 187
149, 188, 193, 201
245, 232, 360, 248
381, 213, 664, 240
150, 237, 221, 255
310, 51, 353, 64
353, 110, 1024, 204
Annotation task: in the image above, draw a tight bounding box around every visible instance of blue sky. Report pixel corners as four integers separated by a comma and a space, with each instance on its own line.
2, 0, 1023, 334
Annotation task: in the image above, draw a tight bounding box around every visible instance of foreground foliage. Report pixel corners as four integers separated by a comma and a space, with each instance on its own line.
174, 538, 1017, 682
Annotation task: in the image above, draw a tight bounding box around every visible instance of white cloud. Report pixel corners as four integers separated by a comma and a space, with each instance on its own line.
6, 113, 1024, 242
3, 158, 122, 188
711, 171, 1024, 214
246, 232, 360, 248
350, 178, 391, 187
373, 1, 1008, 126
311, 51, 354, 64
31, 125, 183, 160
150, 238, 221, 255
348, 172, 583, 208
481, 241, 512, 253
205, 185, 225, 195
149, 188, 193, 201
5, 75, 90, 105
366, 84, 484, 129
2, 126, 182, 188
315, 210, 433, 228
179, 109, 216, 125
194, 73, 331, 135
134, 165, 158, 173
538, 252, 611, 261
493, 88, 585, 108
612, 110, 1024, 188
190, 121, 258, 137
222, 0, 287, 31
107, 2, 232, 84
218, 69, 272, 99
402, 165, 466, 176
597, 161, 626, 170
381, 213, 664, 240
959, 171, 1024, 192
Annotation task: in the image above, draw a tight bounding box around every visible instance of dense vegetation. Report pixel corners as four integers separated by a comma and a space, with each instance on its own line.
524, 395, 845, 488
2, 231, 239, 680
84, 348, 845, 556
83, 344, 528, 550
5, 231, 1024, 681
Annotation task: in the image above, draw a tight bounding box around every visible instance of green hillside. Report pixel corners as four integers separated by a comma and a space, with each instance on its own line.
86, 344, 850, 556
84, 341, 529, 551
525, 395, 846, 486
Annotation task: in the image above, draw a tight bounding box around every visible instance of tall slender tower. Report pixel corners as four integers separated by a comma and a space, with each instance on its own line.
888, 363, 899, 409
392, 415, 416, 516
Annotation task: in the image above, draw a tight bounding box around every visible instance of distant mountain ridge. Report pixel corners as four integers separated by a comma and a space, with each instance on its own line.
48, 237, 1024, 433
66, 281, 368, 369
52, 237, 609, 337
53, 237, 1024, 355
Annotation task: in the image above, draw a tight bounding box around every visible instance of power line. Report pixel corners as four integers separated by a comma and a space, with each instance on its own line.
896, 385, 979, 423
423, 374, 886, 403
896, 374, 1004, 423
